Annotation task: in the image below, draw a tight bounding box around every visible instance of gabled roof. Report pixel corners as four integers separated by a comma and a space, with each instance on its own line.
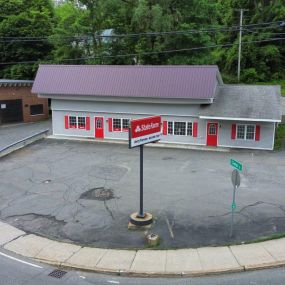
0, 79, 33, 87
32, 65, 221, 99
199, 85, 281, 122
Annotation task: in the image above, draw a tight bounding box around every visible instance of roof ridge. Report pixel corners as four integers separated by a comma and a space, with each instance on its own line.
39, 64, 219, 69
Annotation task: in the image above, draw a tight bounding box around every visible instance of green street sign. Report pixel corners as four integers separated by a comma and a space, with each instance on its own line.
230, 159, 243, 171
232, 202, 236, 210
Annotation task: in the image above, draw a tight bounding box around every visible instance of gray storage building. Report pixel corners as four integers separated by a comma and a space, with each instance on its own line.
32, 65, 282, 150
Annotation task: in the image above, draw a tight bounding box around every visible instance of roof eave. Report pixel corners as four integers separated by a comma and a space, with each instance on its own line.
199, 115, 281, 123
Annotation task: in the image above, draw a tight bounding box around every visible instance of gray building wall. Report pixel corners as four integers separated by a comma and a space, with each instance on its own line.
51, 99, 276, 150
216, 120, 275, 150
51, 99, 206, 145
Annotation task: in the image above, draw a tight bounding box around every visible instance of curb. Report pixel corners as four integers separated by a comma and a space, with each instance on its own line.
47, 135, 230, 152
1, 221, 285, 277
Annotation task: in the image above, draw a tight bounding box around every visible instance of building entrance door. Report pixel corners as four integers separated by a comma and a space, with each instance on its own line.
206, 122, 218, 146
95, 117, 104, 139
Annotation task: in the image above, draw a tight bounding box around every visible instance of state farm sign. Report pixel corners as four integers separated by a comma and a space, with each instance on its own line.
129, 116, 162, 148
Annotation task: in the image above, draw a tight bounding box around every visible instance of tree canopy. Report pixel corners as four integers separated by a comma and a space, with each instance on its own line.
0, 0, 285, 83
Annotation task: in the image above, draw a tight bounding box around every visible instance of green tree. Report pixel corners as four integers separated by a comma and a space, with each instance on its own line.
0, 0, 55, 79
217, 0, 285, 83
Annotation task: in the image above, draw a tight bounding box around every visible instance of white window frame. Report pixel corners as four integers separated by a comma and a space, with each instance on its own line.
167, 121, 193, 136
112, 118, 130, 132
236, 124, 256, 140
68, 115, 87, 129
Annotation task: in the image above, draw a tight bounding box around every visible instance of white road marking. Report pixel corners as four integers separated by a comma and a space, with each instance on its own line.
165, 217, 175, 239
0, 251, 43, 269
108, 280, 120, 284
79, 275, 86, 279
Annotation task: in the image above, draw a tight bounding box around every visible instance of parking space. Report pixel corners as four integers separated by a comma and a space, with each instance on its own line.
0, 139, 285, 248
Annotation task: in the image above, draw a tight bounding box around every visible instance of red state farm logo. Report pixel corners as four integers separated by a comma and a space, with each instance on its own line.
135, 125, 142, 133
135, 123, 160, 133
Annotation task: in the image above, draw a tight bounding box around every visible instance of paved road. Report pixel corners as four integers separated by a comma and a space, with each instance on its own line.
0, 248, 285, 285
0, 139, 285, 248
0, 120, 51, 150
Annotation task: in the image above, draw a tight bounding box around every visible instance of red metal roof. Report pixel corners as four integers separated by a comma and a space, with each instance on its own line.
32, 65, 220, 99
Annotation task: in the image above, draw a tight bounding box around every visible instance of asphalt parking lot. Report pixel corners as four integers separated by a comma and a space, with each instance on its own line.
0, 139, 285, 249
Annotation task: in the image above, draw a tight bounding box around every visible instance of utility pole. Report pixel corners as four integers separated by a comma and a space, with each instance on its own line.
236, 9, 248, 83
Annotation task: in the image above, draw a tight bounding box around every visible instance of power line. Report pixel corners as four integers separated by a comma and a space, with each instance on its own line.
0, 20, 283, 43
0, 37, 284, 66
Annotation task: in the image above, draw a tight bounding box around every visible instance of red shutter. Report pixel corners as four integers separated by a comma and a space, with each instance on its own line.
64, 115, 69, 129
193, 122, 198, 137
255, 125, 260, 141
108, 118, 113, 132
163, 121, 168, 135
231, 124, 236, 139
86, 117, 90, 130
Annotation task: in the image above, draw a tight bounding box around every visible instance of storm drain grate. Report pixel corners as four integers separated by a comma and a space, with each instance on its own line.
48, 269, 67, 279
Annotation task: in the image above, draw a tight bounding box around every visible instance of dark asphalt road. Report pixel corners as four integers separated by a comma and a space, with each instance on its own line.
0, 248, 285, 285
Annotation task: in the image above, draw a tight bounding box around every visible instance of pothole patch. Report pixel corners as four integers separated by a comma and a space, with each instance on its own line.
79, 187, 114, 201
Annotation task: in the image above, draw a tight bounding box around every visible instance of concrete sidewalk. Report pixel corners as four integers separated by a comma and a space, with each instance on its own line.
0, 221, 284, 277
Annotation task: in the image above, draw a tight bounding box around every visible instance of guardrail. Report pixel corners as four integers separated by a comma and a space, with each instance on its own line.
0, 129, 49, 158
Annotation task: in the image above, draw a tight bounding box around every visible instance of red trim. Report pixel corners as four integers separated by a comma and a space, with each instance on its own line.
86, 117, 90, 130
108, 118, 113, 132
193, 122, 198, 137
163, 121, 168, 135
231, 124, 236, 140
255, 125, 260, 141
64, 116, 69, 129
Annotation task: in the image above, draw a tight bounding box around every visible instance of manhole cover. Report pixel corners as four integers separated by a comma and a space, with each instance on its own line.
48, 269, 67, 279
79, 187, 114, 201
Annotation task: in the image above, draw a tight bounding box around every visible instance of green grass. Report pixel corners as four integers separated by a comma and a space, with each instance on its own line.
274, 123, 285, 150
245, 232, 285, 244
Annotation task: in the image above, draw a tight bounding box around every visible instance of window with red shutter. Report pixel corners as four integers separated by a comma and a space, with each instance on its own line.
86, 117, 90, 130
255, 125, 260, 141
108, 118, 113, 132
163, 121, 168, 135
64, 116, 69, 129
231, 124, 236, 139
193, 122, 198, 137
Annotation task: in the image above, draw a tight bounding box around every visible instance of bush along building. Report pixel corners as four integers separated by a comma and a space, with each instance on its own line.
32, 65, 281, 150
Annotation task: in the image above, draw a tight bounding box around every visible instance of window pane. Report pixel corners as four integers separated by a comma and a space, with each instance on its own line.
246, 125, 255, 140
30, 104, 43, 115
113, 118, 121, 131
69, 116, 77, 128
237, 125, 245, 139
187, 122, 193, 136
168, 122, 173, 135
208, 123, 216, 135
78, 117, 86, 129
122, 119, 129, 130
174, 122, 186, 135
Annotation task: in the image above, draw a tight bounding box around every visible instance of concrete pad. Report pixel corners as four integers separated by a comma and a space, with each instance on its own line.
230, 243, 276, 269
4, 234, 52, 258
261, 239, 285, 263
130, 250, 166, 274
35, 240, 81, 265
0, 221, 25, 245
96, 249, 136, 271
166, 249, 202, 274
63, 247, 107, 270
198, 246, 242, 273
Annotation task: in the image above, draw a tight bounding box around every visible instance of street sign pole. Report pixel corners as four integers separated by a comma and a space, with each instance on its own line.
138, 145, 145, 218
230, 169, 240, 237
230, 185, 237, 238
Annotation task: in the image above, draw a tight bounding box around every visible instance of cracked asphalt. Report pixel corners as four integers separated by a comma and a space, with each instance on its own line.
1, 138, 285, 249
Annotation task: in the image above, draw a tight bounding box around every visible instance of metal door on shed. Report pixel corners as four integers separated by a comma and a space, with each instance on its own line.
0, 100, 23, 124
